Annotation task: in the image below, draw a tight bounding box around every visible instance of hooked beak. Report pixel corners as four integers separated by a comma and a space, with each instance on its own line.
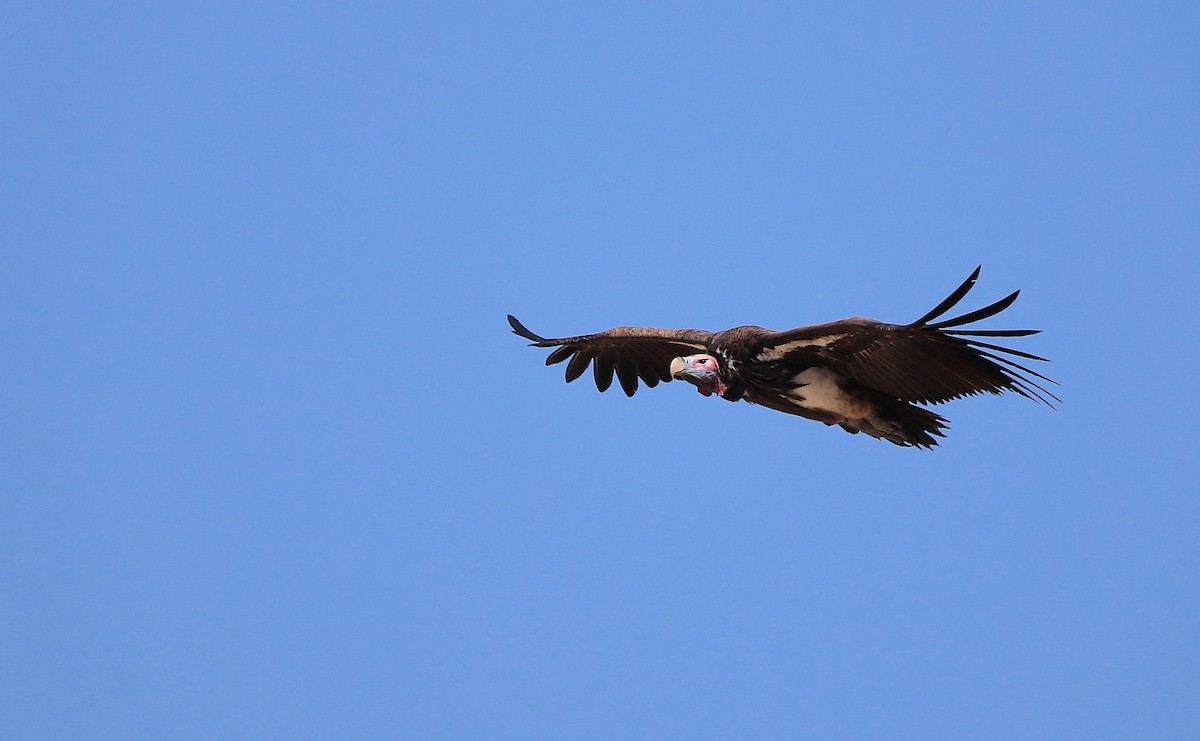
669, 356, 687, 379
671, 355, 721, 397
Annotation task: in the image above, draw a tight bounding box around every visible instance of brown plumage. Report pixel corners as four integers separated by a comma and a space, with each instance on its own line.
509, 267, 1057, 448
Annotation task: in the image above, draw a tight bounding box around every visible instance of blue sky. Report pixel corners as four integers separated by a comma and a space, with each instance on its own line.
3, 2, 1198, 738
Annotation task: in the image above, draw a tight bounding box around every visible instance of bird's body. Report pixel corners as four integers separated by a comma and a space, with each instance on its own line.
509, 267, 1056, 448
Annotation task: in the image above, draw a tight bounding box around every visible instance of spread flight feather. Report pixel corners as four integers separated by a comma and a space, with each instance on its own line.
509, 267, 1057, 448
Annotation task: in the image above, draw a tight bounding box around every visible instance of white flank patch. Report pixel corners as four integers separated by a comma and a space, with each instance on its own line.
788, 367, 872, 418
756, 335, 847, 361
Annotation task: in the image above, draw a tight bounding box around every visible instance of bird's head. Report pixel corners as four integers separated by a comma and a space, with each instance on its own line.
670, 354, 729, 398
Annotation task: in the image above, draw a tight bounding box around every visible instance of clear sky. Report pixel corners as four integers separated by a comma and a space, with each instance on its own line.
3, 3, 1198, 739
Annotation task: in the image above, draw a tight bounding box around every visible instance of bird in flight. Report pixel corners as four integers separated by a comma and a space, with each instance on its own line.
509, 267, 1056, 448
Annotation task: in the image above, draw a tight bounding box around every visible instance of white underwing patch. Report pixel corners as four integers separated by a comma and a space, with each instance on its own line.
756, 335, 847, 361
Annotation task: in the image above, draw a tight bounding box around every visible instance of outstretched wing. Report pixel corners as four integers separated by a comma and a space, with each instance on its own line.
508, 315, 713, 397
752, 267, 1058, 406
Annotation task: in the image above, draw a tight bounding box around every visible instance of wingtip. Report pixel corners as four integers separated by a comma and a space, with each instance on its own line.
507, 314, 548, 344
909, 266, 984, 327
929, 288, 1022, 330
965, 265, 982, 289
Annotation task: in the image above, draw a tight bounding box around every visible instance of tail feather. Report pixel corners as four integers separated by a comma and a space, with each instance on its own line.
842, 400, 949, 449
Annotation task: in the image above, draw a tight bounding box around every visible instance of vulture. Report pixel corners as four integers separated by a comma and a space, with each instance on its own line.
508, 267, 1056, 448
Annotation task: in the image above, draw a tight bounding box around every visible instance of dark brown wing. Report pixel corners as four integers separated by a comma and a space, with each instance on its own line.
508, 315, 713, 397
752, 267, 1058, 406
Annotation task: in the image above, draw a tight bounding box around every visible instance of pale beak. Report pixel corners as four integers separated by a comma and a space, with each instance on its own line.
669, 356, 686, 378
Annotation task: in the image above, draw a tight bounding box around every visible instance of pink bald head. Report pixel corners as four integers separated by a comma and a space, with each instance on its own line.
669, 354, 728, 397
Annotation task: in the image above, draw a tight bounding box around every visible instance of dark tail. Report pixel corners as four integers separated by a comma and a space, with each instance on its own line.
842, 399, 949, 449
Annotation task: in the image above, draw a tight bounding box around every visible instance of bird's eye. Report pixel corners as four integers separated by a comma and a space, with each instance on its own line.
697, 358, 707, 365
